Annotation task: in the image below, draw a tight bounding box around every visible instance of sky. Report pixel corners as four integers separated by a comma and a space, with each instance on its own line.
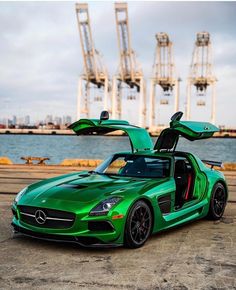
0, 1, 236, 126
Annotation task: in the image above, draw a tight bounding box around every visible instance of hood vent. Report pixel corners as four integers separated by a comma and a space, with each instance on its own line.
79, 173, 90, 178
58, 183, 88, 189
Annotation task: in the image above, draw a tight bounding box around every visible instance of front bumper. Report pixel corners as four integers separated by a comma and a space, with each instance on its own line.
11, 222, 122, 248
11, 204, 125, 248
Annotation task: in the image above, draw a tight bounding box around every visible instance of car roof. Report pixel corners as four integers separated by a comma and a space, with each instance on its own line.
114, 150, 174, 158
114, 150, 197, 160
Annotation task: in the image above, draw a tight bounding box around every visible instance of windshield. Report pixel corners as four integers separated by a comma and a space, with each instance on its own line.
95, 154, 170, 178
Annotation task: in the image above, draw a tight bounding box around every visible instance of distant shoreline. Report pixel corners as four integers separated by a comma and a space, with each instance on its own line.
0, 129, 235, 138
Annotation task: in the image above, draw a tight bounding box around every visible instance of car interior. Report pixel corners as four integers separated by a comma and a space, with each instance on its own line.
174, 154, 195, 209
118, 156, 170, 178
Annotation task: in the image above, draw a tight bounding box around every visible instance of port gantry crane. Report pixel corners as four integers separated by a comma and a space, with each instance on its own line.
149, 33, 180, 128
112, 2, 146, 127
75, 3, 110, 119
187, 32, 217, 123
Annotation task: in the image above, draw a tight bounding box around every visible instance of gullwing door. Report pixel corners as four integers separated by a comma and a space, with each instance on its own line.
69, 111, 153, 153
154, 111, 219, 151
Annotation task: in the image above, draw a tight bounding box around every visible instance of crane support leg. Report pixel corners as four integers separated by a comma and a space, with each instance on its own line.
103, 77, 109, 111
142, 80, 147, 128
77, 77, 83, 121
117, 82, 122, 120
112, 77, 117, 119
174, 79, 180, 113
85, 82, 90, 118
211, 83, 216, 124
139, 78, 144, 127
149, 80, 156, 128
186, 81, 191, 121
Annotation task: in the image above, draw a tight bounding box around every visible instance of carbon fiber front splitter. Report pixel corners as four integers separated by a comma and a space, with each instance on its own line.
11, 223, 122, 248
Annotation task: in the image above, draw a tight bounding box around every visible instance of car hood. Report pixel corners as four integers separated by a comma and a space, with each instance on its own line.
19, 172, 168, 211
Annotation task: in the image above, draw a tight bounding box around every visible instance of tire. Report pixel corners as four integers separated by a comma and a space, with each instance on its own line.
207, 183, 227, 220
124, 200, 152, 249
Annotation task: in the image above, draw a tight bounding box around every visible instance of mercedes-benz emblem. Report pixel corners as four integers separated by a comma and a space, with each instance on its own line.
35, 210, 47, 224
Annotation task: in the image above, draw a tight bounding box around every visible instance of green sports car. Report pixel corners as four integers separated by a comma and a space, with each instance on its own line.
11, 111, 228, 248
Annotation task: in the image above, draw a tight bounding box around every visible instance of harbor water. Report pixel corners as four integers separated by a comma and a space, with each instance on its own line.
0, 135, 235, 164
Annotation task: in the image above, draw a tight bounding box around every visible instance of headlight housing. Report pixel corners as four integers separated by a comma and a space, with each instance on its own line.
14, 187, 28, 204
89, 197, 122, 216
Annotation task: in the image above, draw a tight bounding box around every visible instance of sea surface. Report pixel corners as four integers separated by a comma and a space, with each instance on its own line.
0, 135, 235, 164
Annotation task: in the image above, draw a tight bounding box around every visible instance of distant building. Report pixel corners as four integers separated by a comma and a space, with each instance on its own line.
12, 115, 17, 125
45, 115, 53, 124
54, 116, 62, 126
2, 114, 73, 128
24, 115, 30, 126
17, 117, 24, 125
63, 115, 72, 125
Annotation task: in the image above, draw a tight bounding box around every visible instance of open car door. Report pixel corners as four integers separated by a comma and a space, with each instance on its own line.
69, 112, 153, 153
155, 111, 219, 151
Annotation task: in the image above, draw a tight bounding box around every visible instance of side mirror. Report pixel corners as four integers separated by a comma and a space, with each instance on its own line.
171, 111, 183, 122
100, 111, 109, 122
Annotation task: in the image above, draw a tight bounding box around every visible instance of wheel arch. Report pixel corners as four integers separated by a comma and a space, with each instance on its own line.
206, 178, 228, 220
123, 196, 155, 248
214, 179, 228, 200
132, 197, 155, 234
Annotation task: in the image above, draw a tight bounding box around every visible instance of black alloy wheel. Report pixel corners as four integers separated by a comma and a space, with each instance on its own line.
124, 200, 152, 248
207, 183, 227, 220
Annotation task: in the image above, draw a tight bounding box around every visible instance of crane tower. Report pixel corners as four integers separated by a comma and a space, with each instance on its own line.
150, 33, 179, 128
187, 32, 217, 123
75, 3, 110, 119
112, 2, 146, 127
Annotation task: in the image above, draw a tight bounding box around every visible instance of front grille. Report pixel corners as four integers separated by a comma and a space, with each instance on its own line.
18, 205, 75, 229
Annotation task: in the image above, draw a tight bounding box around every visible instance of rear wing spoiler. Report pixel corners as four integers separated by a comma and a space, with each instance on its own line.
202, 160, 223, 169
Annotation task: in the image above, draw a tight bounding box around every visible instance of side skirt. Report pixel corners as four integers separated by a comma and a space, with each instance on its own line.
162, 199, 208, 229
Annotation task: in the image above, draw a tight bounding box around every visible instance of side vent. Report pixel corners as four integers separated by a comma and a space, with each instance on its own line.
158, 195, 171, 214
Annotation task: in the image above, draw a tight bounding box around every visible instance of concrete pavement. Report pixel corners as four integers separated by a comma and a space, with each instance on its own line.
0, 165, 235, 289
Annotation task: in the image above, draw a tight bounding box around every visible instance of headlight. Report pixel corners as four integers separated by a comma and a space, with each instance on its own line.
89, 197, 122, 216
14, 187, 28, 204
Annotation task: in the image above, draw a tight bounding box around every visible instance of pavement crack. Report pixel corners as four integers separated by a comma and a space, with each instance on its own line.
4, 276, 134, 289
